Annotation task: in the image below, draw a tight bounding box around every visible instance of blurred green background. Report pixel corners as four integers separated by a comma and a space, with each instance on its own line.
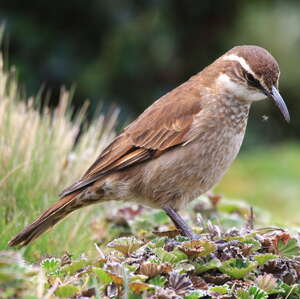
1, 0, 300, 146
0, 0, 299, 246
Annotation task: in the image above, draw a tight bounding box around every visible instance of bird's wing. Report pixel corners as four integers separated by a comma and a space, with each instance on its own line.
59, 82, 202, 197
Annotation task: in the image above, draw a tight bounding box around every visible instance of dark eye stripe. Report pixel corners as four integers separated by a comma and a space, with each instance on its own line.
245, 72, 262, 89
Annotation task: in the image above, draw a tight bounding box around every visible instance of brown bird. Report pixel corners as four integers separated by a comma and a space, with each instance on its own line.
9, 45, 290, 247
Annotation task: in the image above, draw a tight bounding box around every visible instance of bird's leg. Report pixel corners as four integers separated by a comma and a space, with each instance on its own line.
163, 205, 198, 239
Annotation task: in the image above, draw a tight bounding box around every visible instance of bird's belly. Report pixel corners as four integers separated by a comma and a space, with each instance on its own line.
136, 127, 245, 209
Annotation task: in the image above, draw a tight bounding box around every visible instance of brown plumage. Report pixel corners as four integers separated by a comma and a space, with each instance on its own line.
8, 45, 289, 246
9, 192, 80, 246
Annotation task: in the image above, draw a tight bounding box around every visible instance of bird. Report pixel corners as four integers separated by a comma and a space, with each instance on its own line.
8, 45, 290, 247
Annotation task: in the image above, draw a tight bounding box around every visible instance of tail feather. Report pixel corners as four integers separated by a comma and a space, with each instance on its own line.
8, 191, 81, 247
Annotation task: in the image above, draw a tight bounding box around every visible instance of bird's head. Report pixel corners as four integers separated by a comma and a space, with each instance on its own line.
216, 45, 290, 122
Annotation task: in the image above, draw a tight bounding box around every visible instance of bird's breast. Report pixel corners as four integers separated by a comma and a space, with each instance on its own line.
134, 120, 247, 210
117, 95, 250, 210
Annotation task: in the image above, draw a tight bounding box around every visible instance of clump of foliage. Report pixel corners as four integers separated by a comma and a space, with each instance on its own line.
1, 196, 300, 298
0, 46, 118, 257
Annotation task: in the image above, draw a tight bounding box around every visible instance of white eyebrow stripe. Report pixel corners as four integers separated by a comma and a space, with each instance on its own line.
223, 54, 254, 75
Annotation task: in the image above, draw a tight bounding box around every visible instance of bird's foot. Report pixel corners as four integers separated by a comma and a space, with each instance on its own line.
163, 205, 201, 240
178, 229, 202, 240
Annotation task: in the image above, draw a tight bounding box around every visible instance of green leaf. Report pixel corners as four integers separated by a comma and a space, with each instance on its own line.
93, 267, 113, 284
148, 275, 167, 287
219, 258, 257, 279
41, 257, 62, 277
184, 290, 206, 299
41, 258, 61, 274
148, 258, 162, 264
277, 238, 300, 257
148, 237, 167, 248
127, 291, 142, 299
54, 285, 79, 298
236, 289, 250, 299
278, 282, 300, 297
61, 258, 91, 275
209, 285, 230, 295
194, 258, 221, 274
254, 253, 277, 265
243, 238, 261, 252
248, 286, 268, 299
236, 287, 268, 299
152, 248, 188, 263
130, 274, 148, 282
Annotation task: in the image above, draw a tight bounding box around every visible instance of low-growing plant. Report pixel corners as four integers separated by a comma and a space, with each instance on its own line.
1, 198, 300, 298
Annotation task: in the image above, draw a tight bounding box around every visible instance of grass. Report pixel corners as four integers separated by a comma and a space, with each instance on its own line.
0, 51, 119, 259
217, 143, 300, 225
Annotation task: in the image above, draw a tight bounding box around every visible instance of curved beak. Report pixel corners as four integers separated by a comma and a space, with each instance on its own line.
265, 86, 290, 123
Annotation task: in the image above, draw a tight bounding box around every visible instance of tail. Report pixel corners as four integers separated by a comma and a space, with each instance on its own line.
8, 191, 82, 247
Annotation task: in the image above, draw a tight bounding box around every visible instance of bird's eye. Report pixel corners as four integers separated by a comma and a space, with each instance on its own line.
245, 73, 256, 83
245, 72, 261, 89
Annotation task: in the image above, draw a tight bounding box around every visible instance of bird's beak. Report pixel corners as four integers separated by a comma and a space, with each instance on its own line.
265, 86, 290, 123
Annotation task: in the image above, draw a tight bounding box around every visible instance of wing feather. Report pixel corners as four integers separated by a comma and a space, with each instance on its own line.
60, 81, 202, 197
